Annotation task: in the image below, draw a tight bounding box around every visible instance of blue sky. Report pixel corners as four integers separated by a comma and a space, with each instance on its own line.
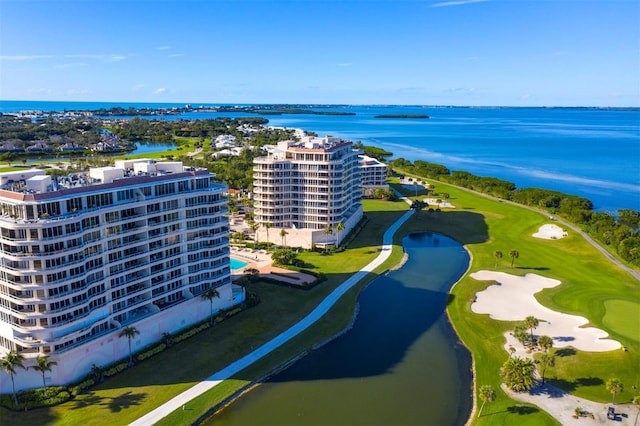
1, 0, 638, 106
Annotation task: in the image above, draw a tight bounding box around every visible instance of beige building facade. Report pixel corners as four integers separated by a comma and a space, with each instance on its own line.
253, 136, 363, 248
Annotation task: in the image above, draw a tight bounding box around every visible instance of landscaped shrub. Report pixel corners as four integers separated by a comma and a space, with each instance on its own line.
70, 378, 95, 395
104, 362, 129, 377
174, 322, 211, 343
136, 343, 166, 362
225, 307, 242, 317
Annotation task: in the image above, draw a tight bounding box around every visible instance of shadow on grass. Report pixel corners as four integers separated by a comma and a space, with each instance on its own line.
555, 348, 577, 357
404, 210, 489, 246
447, 293, 456, 306
71, 390, 147, 413
547, 378, 576, 392
506, 405, 540, 415
547, 376, 604, 394
576, 377, 604, 387
105, 391, 146, 413
516, 266, 550, 271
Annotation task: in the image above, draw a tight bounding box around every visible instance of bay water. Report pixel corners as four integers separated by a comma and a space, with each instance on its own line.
2, 101, 637, 212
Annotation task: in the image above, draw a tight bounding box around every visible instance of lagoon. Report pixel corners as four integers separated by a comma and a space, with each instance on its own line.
207, 232, 472, 426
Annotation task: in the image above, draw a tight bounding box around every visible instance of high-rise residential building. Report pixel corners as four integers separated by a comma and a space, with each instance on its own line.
0, 160, 241, 391
253, 136, 363, 248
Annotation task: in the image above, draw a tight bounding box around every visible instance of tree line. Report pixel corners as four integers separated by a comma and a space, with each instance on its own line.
392, 158, 640, 266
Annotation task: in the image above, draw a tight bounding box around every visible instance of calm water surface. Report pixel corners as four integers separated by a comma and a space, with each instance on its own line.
3, 101, 637, 210
207, 232, 472, 426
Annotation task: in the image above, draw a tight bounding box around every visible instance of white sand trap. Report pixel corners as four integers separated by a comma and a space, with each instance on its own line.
533, 224, 567, 240
470, 271, 621, 352
424, 198, 455, 208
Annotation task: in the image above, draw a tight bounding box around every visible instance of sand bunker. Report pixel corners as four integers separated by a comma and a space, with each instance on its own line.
533, 224, 567, 240
425, 198, 455, 208
470, 271, 621, 352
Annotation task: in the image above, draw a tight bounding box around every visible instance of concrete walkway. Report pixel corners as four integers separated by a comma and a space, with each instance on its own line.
503, 383, 637, 425
130, 207, 415, 425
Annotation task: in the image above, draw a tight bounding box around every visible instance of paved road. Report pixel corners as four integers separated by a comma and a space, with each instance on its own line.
130, 206, 416, 425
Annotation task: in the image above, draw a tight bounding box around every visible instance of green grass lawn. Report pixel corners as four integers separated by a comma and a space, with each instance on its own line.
396, 177, 639, 425
1, 181, 637, 426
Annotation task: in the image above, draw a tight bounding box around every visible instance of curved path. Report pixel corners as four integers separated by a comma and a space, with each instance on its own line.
130, 207, 415, 425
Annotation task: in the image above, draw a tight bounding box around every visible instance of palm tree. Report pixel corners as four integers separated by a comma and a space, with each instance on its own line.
478, 385, 496, 417
336, 221, 345, 247
118, 326, 140, 367
91, 363, 104, 383
513, 324, 529, 345
509, 249, 519, 267
201, 288, 221, 325
279, 228, 288, 247
524, 316, 539, 341
494, 250, 503, 270
501, 356, 536, 392
324, 224, 333, 252
538, 335, 553, 352
0, 350, 27, 405
538, 352, 555, 384
264, 222, 272, 245
606, 378, 624, 404
32, 354, 57, 395
249, 221, 259, 246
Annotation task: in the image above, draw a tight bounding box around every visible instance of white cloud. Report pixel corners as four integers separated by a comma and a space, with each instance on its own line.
168, 54, 184, 58
67, 89, 92, 96
64, 54, 126, 62
0, 55, 52, 61
430, 0, 488, 8
28, 88, 52, 94
152, 87, 167, 95
55, 62, 88, 69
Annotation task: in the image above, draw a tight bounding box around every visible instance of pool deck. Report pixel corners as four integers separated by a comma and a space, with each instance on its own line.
230, 247, 319, 286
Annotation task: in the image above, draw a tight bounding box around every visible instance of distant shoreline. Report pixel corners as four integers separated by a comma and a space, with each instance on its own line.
374, 114, 429, 119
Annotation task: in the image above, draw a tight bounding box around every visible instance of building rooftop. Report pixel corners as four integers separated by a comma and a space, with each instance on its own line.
0, 160, 210, 200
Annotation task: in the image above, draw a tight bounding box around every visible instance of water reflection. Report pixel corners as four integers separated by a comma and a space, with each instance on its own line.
209, 233, 472, 426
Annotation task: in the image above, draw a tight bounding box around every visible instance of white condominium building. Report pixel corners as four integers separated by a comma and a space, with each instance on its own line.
0, 160, 241, 392
253, 136, 363, 248
359, 155, 389, 194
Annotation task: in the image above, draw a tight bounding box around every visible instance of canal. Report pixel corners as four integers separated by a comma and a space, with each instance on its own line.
208, 232, 472, 426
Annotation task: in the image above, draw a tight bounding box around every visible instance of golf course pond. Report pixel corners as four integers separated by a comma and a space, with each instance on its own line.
207, 232, 473, 425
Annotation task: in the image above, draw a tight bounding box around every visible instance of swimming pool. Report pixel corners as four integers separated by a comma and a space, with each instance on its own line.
230, 257, 249, 271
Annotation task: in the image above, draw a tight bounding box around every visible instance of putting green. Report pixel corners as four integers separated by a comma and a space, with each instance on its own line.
602, 299, 640, 342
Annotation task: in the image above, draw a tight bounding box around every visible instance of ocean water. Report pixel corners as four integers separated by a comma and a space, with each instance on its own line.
1, 101, 638, 212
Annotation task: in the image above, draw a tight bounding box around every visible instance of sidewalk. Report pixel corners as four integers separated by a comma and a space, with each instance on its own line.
130, 206, 415, 425
504, 382, 636, 425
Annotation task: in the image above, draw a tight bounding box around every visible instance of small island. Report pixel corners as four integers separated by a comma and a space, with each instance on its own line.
374, 114, 430, 119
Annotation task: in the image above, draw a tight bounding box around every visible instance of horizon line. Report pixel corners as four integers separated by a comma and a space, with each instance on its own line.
1, 100, 639, 110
